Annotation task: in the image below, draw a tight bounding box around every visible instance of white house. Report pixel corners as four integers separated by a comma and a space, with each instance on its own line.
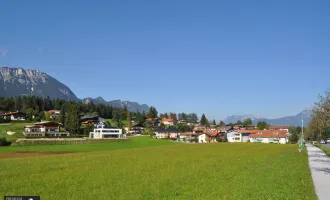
179, 132, 198, 141
1, 111, 26, 121
161, 118, 174, 127
89, 122, 123, 139
154, 128, 178, 139
249, 133, 288, 144
198, 134, 206, 143
24, 121, 69, 137
227, 131, 243, 142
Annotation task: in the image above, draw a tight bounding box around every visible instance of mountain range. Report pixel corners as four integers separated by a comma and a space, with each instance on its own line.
1, 66, 313, 124
0, 67, 150, 112
223, 108, 313, 126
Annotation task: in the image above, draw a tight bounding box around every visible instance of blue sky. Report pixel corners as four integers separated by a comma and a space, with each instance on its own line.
0, 0, 329, 120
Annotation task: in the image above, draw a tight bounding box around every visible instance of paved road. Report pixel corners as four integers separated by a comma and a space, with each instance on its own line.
306, 144, 330, 200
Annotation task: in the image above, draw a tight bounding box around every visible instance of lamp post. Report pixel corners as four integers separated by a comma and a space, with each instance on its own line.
300, 117, 305, 152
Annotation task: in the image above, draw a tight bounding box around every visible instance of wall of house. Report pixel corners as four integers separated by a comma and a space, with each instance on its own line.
198, 134, 206, 143
169, 133, 178, 138
249, 137, 287, 144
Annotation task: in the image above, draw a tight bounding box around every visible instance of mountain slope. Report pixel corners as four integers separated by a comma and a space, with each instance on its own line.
82, 97, 150, 112
0, 67, 78, 100
224, 108, 313, 126
0, 67, 150, 112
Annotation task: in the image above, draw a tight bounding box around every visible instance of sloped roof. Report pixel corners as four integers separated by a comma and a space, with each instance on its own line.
154, 127, 178, 133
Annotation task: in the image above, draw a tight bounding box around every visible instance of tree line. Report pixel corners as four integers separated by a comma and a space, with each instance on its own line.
306, 89, 330, 143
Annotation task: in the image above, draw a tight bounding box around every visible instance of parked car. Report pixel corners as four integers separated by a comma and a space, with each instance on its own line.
320, 140, 325, 144
327, 138, 330, 143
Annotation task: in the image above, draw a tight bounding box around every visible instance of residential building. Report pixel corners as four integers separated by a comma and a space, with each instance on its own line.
268, 126, 291, 133
154, 127, 179, 139
178, 120, 188, 124
227, 131, 244, 142
131, 123, 145, 134
81, 115, 100, 125
0, 111, 26, 121
161, 118, 174, 127
219, 126, 232, 133
46, 110, 60, 119
179, 132, 198, 141
198, 131, 218, 143
89, 122, 123, 139
24, 121, 70, 137
233, 124, 243, 130
146, 118, 161, 127
249, 132, 288, 144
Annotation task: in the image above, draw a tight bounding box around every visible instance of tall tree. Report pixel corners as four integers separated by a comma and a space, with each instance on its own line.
219, 120, 225, 127
257, 121, 269, 130
212, 119, 216, 125
242, 118, 252, 128
68, 104, 81, 134
169, 112, 177, 122
236, 120, 242, 125
146, 106, 158, 118
164, 113, 169, 119
200, 114, 208, 126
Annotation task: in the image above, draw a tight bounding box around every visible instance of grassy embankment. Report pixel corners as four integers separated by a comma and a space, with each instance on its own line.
0, 138, 316, 200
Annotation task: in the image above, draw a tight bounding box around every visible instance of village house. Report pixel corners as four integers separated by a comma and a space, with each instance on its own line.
179, 132, 198, 141
89, 122, 123, 139
146, 118, 161, 127
268, 126, 291, 134
249, 132, 288, 144
81, 115, 100, 125
219, 126, 232, 133
153, 127, 179, 139
198, 131, 219, 143
233, 124, 243, 130
0, 111, 26, 121
46, 110, 61, 119
131, 123, 145, 134
161, 118, 174, 127
24, 121, 70, 137
227, 129, 288, 143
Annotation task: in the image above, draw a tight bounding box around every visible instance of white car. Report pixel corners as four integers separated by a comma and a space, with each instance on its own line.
327, 138, 330, 143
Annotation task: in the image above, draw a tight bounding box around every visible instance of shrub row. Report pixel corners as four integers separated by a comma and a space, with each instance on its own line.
12, 138, 130, 146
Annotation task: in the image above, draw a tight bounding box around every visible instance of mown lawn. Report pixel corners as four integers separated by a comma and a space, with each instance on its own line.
0, 136, 172, 153
0, 140, 316, 200
0, 122, 32, 142
319, 145, 330, 156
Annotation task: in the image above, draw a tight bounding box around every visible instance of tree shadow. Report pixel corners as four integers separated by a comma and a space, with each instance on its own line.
310, 158, 330, 164
311, 167, 330, 174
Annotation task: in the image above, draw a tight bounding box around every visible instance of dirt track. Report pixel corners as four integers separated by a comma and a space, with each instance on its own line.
0, 151, 73, 159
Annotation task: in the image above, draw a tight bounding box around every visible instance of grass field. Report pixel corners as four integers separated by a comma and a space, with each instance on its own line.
319, 145, 330, 156
0, 138, 316, 200
0, 122, 33, 142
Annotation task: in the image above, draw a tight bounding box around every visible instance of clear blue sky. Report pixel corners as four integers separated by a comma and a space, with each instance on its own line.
1, 0, 329, 120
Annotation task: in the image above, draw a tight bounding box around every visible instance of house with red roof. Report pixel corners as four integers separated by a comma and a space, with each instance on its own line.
249, 131, 288, 144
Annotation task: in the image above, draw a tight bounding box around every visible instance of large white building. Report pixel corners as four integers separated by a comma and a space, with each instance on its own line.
89, 122, 123, 139
227, 130, 288, 143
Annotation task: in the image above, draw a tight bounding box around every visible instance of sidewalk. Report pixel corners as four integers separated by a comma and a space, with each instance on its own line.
306, 144, 330, 200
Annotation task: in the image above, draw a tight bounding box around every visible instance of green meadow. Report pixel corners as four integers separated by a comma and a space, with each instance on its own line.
0, 138, 316, 200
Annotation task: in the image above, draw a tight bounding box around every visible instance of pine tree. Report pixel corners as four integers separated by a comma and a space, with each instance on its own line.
212, 119, 216, 125
200, 114, 208, 126
219, 120, 225, 127
68, 104, 81, 134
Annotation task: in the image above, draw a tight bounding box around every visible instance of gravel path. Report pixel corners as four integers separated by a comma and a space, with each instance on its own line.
306, 143, 330, 200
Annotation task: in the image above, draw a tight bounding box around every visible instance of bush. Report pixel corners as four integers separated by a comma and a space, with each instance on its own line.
190, 138, 198, 143
0, 137, 11, 146
0, 118, 11, 124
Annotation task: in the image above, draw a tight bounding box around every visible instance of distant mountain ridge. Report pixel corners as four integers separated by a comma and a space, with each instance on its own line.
82, 97, 149, 112
0, 67, 150, 112
0, 67, 79, 101
224, 108, 313, 126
